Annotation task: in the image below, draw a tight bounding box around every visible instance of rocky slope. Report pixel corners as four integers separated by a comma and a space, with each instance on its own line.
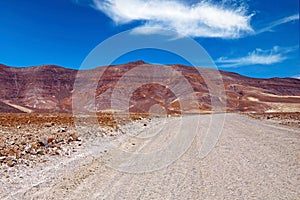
0, 61, 299, 114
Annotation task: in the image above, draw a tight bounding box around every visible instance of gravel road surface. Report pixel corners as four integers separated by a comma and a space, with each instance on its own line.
2, 113, 300, 199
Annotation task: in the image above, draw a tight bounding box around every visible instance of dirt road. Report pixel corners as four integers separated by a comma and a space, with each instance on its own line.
3, 114, 300, 199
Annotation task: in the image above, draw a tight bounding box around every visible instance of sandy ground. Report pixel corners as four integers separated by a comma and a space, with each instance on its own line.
1, 113, 300, 199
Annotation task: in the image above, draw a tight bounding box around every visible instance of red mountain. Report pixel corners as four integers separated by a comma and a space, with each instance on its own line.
0, 62, 299, 114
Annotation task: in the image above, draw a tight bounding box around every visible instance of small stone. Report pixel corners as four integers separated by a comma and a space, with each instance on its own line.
6, 160, 15, 167
0, 156, 6, 162
70, 133, 79, 141
36, 150, 44, 155
47, 137, 55, 144
55, 150, 61, 155
38, 138, 48, 147
8, 149, 16, 157
0, 150, 6, 156
45, 122, 54, 127
67, 138, 72, 143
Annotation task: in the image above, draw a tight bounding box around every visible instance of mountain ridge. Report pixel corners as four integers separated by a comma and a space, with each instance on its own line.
1, 62, 298, 80
0, 62, 299, 114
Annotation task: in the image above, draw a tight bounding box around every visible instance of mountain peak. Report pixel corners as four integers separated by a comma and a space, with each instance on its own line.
128, 60, 147, 65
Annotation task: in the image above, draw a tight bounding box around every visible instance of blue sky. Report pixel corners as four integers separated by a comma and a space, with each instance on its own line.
0, 0, 299, 78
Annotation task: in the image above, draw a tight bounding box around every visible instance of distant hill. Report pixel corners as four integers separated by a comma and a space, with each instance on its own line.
0, 61, 299, 113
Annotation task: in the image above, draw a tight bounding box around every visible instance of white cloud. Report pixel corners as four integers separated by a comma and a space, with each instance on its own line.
292, 75, 300, 79
93, 0, 254, 38
216, 46, 297, 68
256, 14, 299, 34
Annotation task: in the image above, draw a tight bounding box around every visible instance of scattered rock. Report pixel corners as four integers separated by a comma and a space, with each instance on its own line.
61, 127, 67, 132
8, 149, 16, 157
45, 122, 55, 127
0, 113, 149, 168
70, 133, 78, 140
36, 150, 44, 155
6, 160, 15, 167
47, 137, 55, 144
0, 156, 6, 162
38, 138, 48, 147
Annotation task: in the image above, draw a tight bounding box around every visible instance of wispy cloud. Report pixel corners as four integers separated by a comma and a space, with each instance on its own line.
256, 14, 299, 34
89, 1, 299, 39
92, 0, 254, 39
292, 75, 300, 79
216, 46, 297, 68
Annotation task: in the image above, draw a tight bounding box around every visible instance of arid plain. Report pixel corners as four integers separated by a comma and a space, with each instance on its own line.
0, 62, 299, 199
